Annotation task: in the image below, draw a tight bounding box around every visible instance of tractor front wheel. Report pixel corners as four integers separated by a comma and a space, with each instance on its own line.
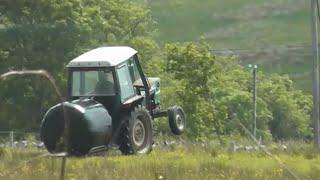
168, 106, 186, 135
119, 107, 153, 155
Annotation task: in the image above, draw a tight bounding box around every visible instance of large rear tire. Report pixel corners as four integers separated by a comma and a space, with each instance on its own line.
119, 107, 153, 155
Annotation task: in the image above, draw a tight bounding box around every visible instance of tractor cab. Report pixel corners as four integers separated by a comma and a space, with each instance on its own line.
66, 47, 151, 115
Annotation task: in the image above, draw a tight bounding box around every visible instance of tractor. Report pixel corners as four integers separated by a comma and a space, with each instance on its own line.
40, 46, 186, 155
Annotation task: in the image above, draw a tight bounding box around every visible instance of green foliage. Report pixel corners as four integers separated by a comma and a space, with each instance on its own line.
128, 36, 159, 72
259, 74, 312, 139
0, 0, 156, 131
165, 41, 216, 140
163, 41, 312, 140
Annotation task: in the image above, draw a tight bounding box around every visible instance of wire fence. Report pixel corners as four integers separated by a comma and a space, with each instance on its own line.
0, 131, 43, 148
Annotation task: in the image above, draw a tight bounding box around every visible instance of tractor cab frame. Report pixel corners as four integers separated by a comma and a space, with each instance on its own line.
66, 47, 154, 116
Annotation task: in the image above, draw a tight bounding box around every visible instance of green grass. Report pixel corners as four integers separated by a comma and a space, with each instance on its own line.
141, 0, 313, 92
1, 145, 320, 180
148, 0, 310, 48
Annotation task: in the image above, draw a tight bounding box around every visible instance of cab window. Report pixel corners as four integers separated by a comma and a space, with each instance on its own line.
71, 69, 115, 96
128, 57, 141, 84
117, 64, 135, 101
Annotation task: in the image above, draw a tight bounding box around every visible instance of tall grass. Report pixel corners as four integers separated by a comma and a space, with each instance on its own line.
0, 143, 320, 180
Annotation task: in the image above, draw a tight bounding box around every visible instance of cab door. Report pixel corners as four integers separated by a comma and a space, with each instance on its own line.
116, 63, 136, 102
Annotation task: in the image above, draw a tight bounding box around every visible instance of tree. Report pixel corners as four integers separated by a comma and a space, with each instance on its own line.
259, 74, 312, 139
0, 0, 156, 131
165, 41, 216, 140
164, 41, 311, 141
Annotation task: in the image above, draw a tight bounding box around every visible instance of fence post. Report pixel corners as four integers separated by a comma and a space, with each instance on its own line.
10, 131, 14, 147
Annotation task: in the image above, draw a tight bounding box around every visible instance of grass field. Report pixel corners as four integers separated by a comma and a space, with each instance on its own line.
1, 144, 320, 180
148, 0, 310, 49
142, 0, 313, 92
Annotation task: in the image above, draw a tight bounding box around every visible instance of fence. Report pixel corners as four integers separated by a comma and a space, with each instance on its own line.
0, 131, 43, 148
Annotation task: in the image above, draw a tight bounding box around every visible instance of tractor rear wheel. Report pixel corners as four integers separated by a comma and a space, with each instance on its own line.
168, 106, 186, 135
119, 107, 153, 155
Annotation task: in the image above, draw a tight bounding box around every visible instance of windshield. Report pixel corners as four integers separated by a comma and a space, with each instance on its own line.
71, 69, 115, 96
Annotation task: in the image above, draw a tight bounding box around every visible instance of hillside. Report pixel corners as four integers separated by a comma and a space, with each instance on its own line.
149, 0, 310, 48
145, 0, 312, 92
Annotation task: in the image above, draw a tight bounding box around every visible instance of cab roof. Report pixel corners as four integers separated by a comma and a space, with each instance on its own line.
67, 46, 137, 68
